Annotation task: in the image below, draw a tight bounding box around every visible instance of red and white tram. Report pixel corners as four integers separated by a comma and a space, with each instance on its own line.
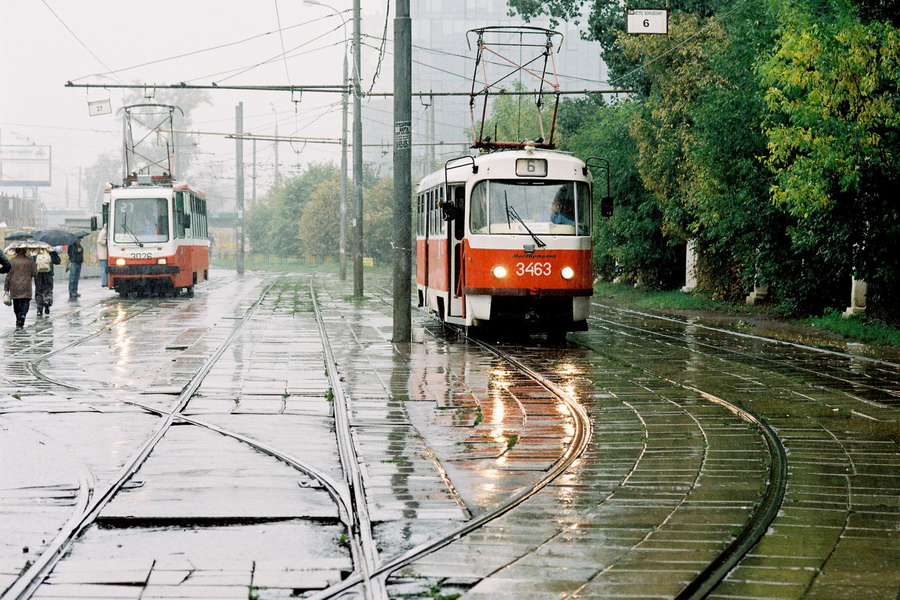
104, 178, 210, 297
416, 144, 607, 335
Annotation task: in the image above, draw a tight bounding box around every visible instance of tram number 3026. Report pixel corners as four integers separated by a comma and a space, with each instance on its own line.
130, 252, 153, 259
517, 262, 552, 276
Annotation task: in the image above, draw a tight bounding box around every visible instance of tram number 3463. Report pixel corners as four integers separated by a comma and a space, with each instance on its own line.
517, 262, 553, 276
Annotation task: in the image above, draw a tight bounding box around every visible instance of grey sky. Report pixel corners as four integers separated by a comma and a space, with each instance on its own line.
0, 0, 389, 210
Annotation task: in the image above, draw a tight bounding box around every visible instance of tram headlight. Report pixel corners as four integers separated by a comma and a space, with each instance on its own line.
115, 258, 126, 266
561, 266, 575, 280
157, 258, 167, 265
492, 265, 508, 279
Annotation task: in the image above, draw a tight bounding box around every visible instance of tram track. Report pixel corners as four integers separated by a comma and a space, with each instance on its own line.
3, 276, 283, 599
354, 282, 784, 598
302, 315, 594, 600
462, 330, 787, 600
589, 302, 900, 403
4, 274, 893, 598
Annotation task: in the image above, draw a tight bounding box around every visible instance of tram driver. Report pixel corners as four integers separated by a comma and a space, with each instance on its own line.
550, 185, 576, 227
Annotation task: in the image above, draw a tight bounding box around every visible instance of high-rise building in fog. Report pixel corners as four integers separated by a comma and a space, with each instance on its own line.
362, 2, 606, 175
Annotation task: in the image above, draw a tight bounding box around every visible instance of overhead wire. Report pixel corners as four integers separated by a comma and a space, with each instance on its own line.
69, 18, 323, 83
273, 0, 293, 87
39, 0, 124, 85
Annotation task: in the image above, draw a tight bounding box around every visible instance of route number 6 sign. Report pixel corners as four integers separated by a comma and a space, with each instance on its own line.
626, 8, 668, 35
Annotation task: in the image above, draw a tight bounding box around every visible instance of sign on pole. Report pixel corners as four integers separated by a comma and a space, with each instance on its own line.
627, 8, 668, 35
88, 99, 112, 116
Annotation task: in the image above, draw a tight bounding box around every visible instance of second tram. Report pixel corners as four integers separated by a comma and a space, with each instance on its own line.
104, 178, 210, 297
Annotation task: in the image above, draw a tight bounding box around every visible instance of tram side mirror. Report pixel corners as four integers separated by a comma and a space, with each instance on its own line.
600, 196, 614, 218
90, 216, 98, 231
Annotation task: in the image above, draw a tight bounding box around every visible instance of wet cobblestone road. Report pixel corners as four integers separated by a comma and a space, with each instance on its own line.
0, 269, 897, 599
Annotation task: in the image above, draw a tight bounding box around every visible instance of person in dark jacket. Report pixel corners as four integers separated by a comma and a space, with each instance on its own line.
4, 247, 37, 328
67, 240, 84, 299
34, 249, 61, 315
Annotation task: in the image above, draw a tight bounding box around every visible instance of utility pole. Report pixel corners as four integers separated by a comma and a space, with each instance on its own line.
236, 102, 245, 276
304, 0, 350, 281
252, 139, 257, 206
393, 0, 412, 342
352, 0, 364, 296
340, 48, 349, 281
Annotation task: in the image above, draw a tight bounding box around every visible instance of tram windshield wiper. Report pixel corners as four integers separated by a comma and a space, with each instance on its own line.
121, 216, 144, 247
506, 205, 546, 248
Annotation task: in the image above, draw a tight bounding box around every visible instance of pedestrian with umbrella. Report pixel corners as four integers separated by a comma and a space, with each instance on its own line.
34, 246, 61, 315
4, 245, 37, 328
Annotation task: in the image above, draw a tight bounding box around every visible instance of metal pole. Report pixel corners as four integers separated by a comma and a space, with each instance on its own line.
340, 51, 348, 281
236, 102, 245, 276
352, 0, 364, 296
393, 0, 412, 342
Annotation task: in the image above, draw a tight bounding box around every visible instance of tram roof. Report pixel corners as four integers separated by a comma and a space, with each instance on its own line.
417, 147, 588, 193
106, 180, 207, 200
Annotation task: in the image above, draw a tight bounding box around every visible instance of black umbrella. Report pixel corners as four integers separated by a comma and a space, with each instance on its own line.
4, 231, 32, 241
32, 229, 90, 247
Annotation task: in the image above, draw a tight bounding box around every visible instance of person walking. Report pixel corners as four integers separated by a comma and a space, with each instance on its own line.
4, 247, 37, 328
34, 248, 61, 315
97, 224, 108, 287
67, 240, 84, 299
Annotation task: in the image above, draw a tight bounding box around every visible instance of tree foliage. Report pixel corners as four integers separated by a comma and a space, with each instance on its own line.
759, 0, 900, 312
247, 162, 394, 265
561, 98, 682, 288
504, 0, 900, 318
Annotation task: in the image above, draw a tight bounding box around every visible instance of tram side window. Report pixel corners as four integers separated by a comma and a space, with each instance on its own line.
190, 195, 200, 236
417, 194, 425, 236
197, 198, 209, 238
174, 192, 186, 238
429, 190, 437, 236
438, 187, 446, 235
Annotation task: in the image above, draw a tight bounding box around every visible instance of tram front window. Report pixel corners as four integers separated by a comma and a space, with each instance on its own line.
469, 180, 591, 235
113, 198, 170, 243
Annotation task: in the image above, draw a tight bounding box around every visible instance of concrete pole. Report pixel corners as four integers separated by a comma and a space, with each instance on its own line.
340, 51, 349, 281
352, 0, 364, 296
252, 139, 257, 207
392, 0, 412, 343
236, 102, 245, 276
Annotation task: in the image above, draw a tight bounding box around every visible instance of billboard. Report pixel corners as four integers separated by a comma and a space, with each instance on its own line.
0, 145, 52, 187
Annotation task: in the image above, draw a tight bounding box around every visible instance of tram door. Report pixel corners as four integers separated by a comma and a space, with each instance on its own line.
447, 185, 465, 318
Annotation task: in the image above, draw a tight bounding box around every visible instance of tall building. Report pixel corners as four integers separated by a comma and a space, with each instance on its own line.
363, 2, 606, 175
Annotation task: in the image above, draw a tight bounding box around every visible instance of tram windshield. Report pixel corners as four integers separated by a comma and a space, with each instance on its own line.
469, 180, 591, 235
112, 197, 170, 243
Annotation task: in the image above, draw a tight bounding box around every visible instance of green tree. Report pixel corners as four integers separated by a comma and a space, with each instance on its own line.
507, 0, 731, 94
246, 162, 340, 258
562, 99, 682, 287
759, 0, 900, 314
362, 175, 394, 264
299, 178, 340, 263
